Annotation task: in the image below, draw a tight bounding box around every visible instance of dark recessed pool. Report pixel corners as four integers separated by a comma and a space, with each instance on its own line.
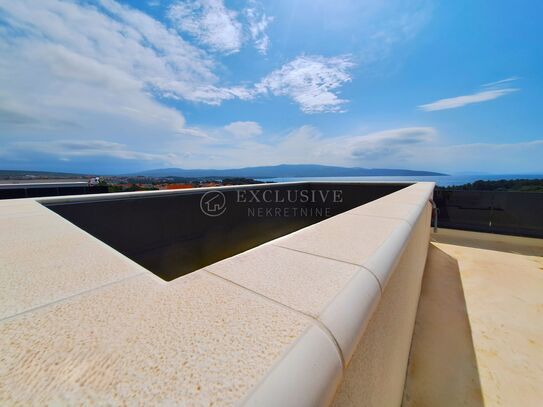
44, 182, 408, 281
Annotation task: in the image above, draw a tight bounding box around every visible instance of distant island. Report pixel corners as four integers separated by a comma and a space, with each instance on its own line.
128, 164, 447, 178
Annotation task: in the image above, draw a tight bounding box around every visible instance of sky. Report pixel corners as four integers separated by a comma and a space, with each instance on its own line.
0, 0, 542, 175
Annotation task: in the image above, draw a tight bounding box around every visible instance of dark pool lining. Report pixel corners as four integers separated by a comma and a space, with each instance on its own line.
44, 182, 410, 281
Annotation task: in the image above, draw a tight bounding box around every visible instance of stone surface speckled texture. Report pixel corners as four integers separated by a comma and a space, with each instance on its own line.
319, 270, 381, 364
404, 229, 543, 407
345, 200, 423, 226
0, 199, 45, 218
332, 203, 431, 407
205, 244, 360, 317
0, 199, 147, 319
0, 272, 312, 406
385, 185, 433, 206
0, 182, 435, 406
243, 325, 343, 407
205, 244, 383, 368
273, 213, 407, 268
402, 242, 484, 407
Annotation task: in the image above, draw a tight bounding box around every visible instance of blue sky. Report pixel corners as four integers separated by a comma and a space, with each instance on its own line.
0, 0, 542, 174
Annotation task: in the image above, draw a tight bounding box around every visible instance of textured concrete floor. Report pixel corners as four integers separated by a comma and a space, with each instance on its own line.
403, 229, 543, 407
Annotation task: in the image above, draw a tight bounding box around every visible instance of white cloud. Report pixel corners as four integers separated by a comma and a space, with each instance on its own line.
244, 2, 273, 54
255, 128, 541, 173
419, 89, 518, 111
482, 76, 521, 88
0, 0, 247, 142
4, 121, 542, 174
167, 0, 273, 55
0, 0, 304, 168
224, 121, 263, 138
160, 126, 437, 168
168, 0, 243, 54
340, 127, 436, 160
419, 77, 520, 111
7, 140, 178, 163
0, 0, 261, 124
162, 124, 543, 174
257, 55, 355, 113
0, 0, 352, 144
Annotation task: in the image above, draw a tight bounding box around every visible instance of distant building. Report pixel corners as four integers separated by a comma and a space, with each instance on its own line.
88, 177, 100, 186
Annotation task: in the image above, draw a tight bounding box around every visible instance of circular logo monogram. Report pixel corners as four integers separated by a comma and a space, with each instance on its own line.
200, 190, 226, 217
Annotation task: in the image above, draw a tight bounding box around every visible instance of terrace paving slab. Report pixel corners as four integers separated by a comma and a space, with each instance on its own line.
0, 272, 332, 406
404, 229, 543, 407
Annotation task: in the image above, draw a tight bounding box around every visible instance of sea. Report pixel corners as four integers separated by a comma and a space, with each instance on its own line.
256, 174, 543, 187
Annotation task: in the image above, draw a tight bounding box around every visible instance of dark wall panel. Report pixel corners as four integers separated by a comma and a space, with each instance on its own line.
0, 186, 108, 199
434, 190, 543, 238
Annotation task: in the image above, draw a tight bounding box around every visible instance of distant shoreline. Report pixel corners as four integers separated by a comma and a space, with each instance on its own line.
256, 174, 543, 188
1, 169, 542, 189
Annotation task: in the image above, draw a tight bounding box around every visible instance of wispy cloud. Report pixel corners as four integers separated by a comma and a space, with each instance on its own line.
194, 126, 543, 173
419, 78, 520, 111
419, 89, 518, 111
171, 126, 438, 168
244, 2, 273, 55
3, 122, 542, 174
167, 0, 243, 54
224, 121, 262, 138
166, 124, 543, 173
344, 127, 436, 160
7, 140, 178, 163
256, 55, 355, 113
167, 0, 273, 55
0, 0, 235, 138
0, 0, 354, 149
482, 76, 521, 88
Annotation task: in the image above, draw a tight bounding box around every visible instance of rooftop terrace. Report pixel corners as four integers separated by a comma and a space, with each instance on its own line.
1, 182, 541, 406
405, 229, 543, 407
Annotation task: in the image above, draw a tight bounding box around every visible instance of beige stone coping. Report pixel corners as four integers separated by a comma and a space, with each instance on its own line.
0, 199, 150, 319
0, 182, 434, 406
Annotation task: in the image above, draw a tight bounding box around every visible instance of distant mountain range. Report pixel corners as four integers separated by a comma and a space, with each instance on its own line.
129, 164, 447, 178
